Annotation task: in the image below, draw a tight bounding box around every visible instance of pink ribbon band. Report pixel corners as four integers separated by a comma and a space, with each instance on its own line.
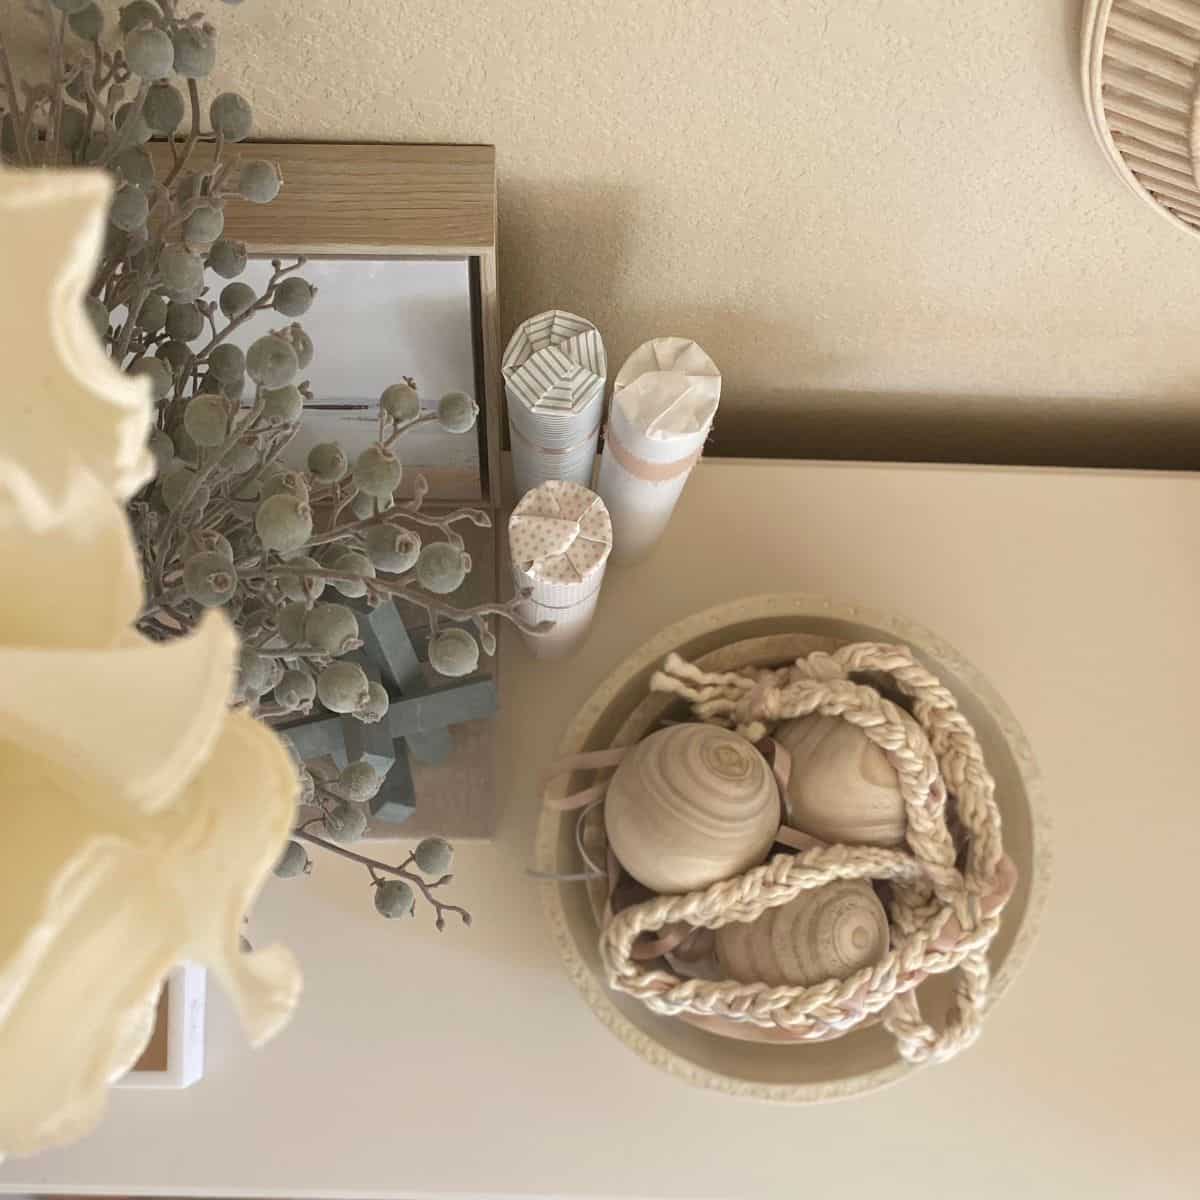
539, 747, 627, 810
603, 427, 704, 482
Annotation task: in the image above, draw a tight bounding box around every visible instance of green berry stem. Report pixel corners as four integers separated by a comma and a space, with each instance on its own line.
381, 410, 439, 451
199, 297, 221, 343
314, 777, 377, 809
114, 278, 153, 363
245, 623, 339, 658
4, 0, 547, 852
161, 76, 201, 189
264, 644, 334, 660
300, 495, 490, 553
43, 8, 67, 168
243, 424, 297, 488
138, 600, 193, 640
97, 80, 150, 168
190, 257, 307, 363
0, 36, 33, 164
328, 482, 360, 529
79, 49, 121, 160
381, 504, 490, 548
152, 391, 266, 593
161, 188, 224, 237
296, 504, 401, 548
198, 420, 292, 498
92, 250, 125, 315
262, 563, 551, 641
292, 830, 471, 932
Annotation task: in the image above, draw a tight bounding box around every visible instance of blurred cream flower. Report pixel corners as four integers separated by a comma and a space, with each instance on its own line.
0, 169, 302, 1160
0, 171, 153, 530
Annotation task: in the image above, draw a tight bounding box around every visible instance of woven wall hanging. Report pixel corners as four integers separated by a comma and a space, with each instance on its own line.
1083, 0, 1200, 236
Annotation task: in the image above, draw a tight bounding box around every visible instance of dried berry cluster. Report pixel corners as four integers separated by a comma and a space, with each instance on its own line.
277, 756, 470, 931
0, 0, 544, 927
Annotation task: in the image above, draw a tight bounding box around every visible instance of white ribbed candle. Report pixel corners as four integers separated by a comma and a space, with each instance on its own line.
508, 387, 604, 494
502, 310, 607, 498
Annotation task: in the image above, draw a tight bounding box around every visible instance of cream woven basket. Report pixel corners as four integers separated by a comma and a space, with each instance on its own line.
1083, 0, 1200, 236
534, 596, 1051, 1103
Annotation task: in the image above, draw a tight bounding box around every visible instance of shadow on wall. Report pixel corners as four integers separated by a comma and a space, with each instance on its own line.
496, 175, 1200, 471
497, 176, 639, 350
709, 389, 1200, 470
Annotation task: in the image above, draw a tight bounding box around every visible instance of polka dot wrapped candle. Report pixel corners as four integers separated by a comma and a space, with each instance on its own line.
509, 481, 613, 659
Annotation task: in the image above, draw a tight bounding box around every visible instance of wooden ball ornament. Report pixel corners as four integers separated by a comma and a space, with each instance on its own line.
604, 723, 780, 894
774, 713, 909, 846
715, 880, 889, 987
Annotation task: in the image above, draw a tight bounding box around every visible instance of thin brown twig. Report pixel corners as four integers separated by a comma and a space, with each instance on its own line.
293, 830, 471, 931
114, 280, 151, 363
0, 34, 32, 165
161, 189, 226, 236
161, 76, 201, 188
15, 80, 44, 163
276, 645, 338, 660
382, 411, 438, 450
151, 393, 266, 593
328, 484, 357, 529
78, 47, 116, 160
387, 505, 490, 548
298, 499, 490, 551
261, 563, 551, 638
209, 128, 225, 181
192, 258, 305, 361
45, 9, 66, 167
98, 79, 149, 166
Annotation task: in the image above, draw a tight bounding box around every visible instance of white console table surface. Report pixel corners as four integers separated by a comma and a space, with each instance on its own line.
3, 459, 1198, 1200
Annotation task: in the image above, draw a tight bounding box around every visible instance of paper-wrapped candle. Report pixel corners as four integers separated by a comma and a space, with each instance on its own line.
501, 310, 607, 498
509, 480, 613, 659
595, 337, 720, 562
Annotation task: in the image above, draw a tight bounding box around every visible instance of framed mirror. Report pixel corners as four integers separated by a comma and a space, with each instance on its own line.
145, 141, 505, 837
187, 141, 503, 502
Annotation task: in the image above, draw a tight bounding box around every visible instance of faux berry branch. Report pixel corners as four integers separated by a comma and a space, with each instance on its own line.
1, 0, 548, 928
280, 759, 470, 930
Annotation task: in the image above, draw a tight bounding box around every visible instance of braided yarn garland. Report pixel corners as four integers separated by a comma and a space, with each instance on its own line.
596, 642, 1016, 1065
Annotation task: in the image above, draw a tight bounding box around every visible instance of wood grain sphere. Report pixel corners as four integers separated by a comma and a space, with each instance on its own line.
604, 724, 780, 894
774, 713, 908, 846
715, 880, 889, 987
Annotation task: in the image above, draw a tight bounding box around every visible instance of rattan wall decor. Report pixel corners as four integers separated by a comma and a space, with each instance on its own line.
1083, 0, 1200, 236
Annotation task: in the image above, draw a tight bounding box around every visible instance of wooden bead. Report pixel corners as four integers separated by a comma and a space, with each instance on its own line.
715, 880, 889, 987
604, 723, 780, 894
774, 714, 908, 846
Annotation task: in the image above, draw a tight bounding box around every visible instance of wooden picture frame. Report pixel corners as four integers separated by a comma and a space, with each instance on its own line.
148, 140, 503, 512
145, 141, 508, 839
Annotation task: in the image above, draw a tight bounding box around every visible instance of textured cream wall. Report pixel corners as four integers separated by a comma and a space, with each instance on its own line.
6, 0, 1200, 465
